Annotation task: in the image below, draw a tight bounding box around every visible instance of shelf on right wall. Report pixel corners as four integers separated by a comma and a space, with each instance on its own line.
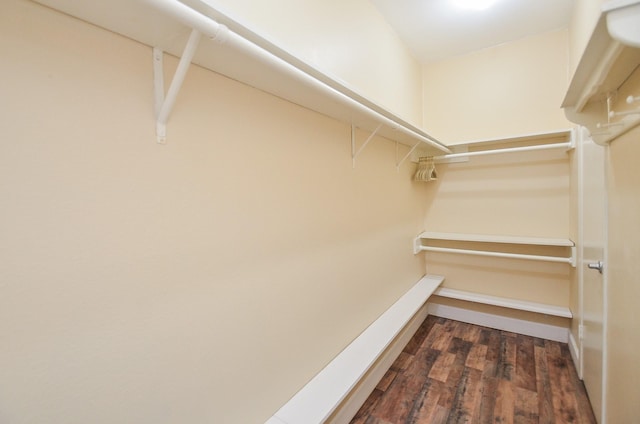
562, 0, 640, 145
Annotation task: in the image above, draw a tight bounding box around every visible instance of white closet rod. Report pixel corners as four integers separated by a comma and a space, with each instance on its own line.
417, 245, 574, 265
146, 0, 445, 150
435, 141, 572, 160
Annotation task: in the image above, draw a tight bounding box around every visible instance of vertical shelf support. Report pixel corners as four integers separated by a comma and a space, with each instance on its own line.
568, 127, 578, 150
352, 123, 383, 168
153, 28, 202, 144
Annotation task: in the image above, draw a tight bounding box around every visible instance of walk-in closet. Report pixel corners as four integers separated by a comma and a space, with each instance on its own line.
1, 0, 639, 423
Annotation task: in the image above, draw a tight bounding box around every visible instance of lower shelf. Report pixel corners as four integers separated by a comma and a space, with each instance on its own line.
265, 274, 444, 424
433, 287, 572, 318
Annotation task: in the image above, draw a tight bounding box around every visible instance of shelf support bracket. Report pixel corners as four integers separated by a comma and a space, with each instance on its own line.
153, 28, 202, 144
568, 127, 579, 151
396, 141, 421, 171
413, 236, 423, 255
352, 123, 383, 168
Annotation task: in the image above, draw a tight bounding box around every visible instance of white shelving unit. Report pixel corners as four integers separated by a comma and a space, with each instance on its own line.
413, 232, 575, 318
33, 0, 450, 158
429, 128, 576, 166
414, 231, 576, 266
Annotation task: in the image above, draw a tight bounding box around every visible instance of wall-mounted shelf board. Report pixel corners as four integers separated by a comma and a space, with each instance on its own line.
562, 0, 640, 145
414, 232, 576, 266
416, 234, 575, 318
433, 287, 573, 318
265, 274, 445, 424
434, 129, 575, 164
444, 129, 574, 149
32, 0, 450, 156
416, 232, 575, 247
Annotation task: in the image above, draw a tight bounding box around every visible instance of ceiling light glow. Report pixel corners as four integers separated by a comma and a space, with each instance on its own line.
452, 0, 500, 11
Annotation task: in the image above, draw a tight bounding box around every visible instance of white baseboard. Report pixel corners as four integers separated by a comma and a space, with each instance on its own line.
426, 302, 569, 343
568, 330, 582, 379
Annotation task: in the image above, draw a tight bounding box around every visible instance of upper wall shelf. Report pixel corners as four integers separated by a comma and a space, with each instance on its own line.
434, 129, 575, 162
562, 0, 640, 145
33, 0, 450, 156
443, 129, 574, 149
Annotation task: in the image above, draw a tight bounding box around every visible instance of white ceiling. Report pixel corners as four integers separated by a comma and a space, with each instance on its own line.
370, 0, 575, 63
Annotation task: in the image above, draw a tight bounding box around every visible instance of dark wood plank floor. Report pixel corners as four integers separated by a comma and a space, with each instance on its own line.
350, 316, 596, 424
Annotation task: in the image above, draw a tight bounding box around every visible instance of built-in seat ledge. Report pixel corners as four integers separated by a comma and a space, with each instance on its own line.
265, 274, 444, 424
433, 287, 573, 318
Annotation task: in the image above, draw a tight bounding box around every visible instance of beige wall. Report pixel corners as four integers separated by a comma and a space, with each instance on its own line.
0, 1, 431, 422
423, 30, 572, 144
568, 0, 606, 75
420, 31, 574, 321
423, 143, 571, 237
205, 0, 424, 126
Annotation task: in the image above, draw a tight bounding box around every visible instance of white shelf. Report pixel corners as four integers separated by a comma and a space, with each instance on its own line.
33, 0, 450, 156
417, 232, 575, 247
433, 287, 573, 318
445, 129, 574, 149
414, 232, 576, 266
266, 274, 444, 424
562, 1, 640, 145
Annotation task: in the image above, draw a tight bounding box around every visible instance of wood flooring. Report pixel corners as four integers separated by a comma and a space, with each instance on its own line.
349, 316, 596, 424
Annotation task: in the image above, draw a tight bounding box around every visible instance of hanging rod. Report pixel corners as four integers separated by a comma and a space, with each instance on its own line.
145, 0, 448, 152
609, 109, 640, 117
416, 245, 576, 266
435, 141, 573, 160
